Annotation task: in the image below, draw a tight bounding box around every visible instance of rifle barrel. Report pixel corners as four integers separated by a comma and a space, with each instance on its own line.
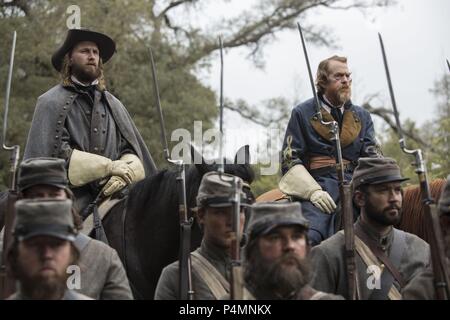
2, 31, 17, 151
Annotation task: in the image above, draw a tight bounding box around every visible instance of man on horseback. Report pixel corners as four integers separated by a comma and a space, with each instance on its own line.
243, 202, 343, 300
15, 157, 133, 299
280, 56, 381, 246
310, 157, 430, 300
154, 171, 250, 300
23, 29, 156, 214
402, 175, 450, 300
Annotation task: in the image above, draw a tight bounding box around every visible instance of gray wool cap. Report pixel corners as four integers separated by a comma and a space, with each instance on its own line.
14, 199, 77, 242
18, 157, 68, 192
247, 201, 309, 240
196, 171, 249, 208
351, 157, 409, 191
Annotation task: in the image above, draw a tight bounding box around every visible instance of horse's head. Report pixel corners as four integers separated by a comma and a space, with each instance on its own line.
191, 144, 255, 184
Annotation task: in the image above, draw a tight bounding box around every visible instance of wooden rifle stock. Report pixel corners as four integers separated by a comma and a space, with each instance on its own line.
341, 183, 359, 300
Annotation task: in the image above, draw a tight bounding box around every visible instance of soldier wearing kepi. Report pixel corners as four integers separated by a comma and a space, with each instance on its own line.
7, 199, 92, 300
280, 55, 381, 246
16, 157, 133, 300
310, 157, 430, 300
23, 29, 156, 214
155, 172, 251, 300
243, 202, 343, 300
402, 176, 450, 300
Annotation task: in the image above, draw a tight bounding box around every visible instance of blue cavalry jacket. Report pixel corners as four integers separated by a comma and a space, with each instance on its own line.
281, 97, 380, 245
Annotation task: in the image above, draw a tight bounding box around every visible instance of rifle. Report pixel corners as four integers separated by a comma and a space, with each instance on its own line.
379, 33, 450, 300
297, 23, 359, 300
216, 36, 244, 299
149, 47, 194, 300
1, 31, 20, 299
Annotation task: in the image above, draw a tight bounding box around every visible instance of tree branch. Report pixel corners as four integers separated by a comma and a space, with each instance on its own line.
0, 0, 30, 15
157, 0, 197, 19
362, 102, 437, 152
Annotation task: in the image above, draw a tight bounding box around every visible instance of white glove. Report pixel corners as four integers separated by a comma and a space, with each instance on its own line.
279, 164, 336, 214
101, 176, 127, 197
100, 153, 145, 197
119, 153, 145, 183
68, 149, 133, 186
310, 190, 337, 214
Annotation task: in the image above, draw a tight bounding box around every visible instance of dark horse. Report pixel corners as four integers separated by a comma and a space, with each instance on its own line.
101, 147, 254, 299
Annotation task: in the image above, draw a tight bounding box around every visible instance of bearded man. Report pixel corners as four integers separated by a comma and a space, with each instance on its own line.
23, 29, 156, 214
243, 202, 342, 300
310, 157, 430, 300
279, 56, 382, 246
7, 199, 92, 300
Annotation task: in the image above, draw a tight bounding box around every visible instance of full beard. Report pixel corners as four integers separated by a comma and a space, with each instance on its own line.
365, 199, 402, 227
71, 62, 100, 83
17, 267, 69, 300
245, 251, 311, 300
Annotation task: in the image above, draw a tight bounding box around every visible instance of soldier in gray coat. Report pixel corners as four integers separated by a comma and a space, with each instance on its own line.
23, 29, 156, 214
310, 157, 430, 300
402, 176, 450, 300
243, 202, 343, 300
16, 157, 133, 300
7, 199, 92, 300
155, 172, 250, 300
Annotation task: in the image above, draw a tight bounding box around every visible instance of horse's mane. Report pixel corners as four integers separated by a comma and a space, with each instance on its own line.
224, 163, 255, 184
128, 166, 203, 210
398, 178, 447, 242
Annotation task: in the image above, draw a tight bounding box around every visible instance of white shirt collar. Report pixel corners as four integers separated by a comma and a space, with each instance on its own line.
71, 75, 99, 87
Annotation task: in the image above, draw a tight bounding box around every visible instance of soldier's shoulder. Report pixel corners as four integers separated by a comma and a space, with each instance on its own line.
311, 231, 345, 256
350, 103, 372, 117
397, 228, 429, 250
160, 259, 180, 277
317, 230, 345, 249
37, 84, 69, 102
293, 97, 315, 112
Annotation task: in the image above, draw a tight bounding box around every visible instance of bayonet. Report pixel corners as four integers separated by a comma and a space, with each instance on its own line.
149, 47, 194, 300
1, 30, 20, 299
379, 33, 449, 300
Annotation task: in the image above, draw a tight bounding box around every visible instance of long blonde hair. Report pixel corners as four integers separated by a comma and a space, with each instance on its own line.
60, 52, 106, 91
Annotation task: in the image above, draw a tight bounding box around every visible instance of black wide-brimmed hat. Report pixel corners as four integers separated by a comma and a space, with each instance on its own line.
51, 28, 116, 72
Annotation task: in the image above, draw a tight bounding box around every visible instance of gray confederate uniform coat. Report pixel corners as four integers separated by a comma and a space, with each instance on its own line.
310, 218, 430, 300
23, 83, 157, 212
74, 233, 133, 299
154, 240, 232, 300
401, 267, 436, 300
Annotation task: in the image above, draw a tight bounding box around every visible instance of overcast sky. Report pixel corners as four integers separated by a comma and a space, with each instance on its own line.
192, 0, 450, 160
